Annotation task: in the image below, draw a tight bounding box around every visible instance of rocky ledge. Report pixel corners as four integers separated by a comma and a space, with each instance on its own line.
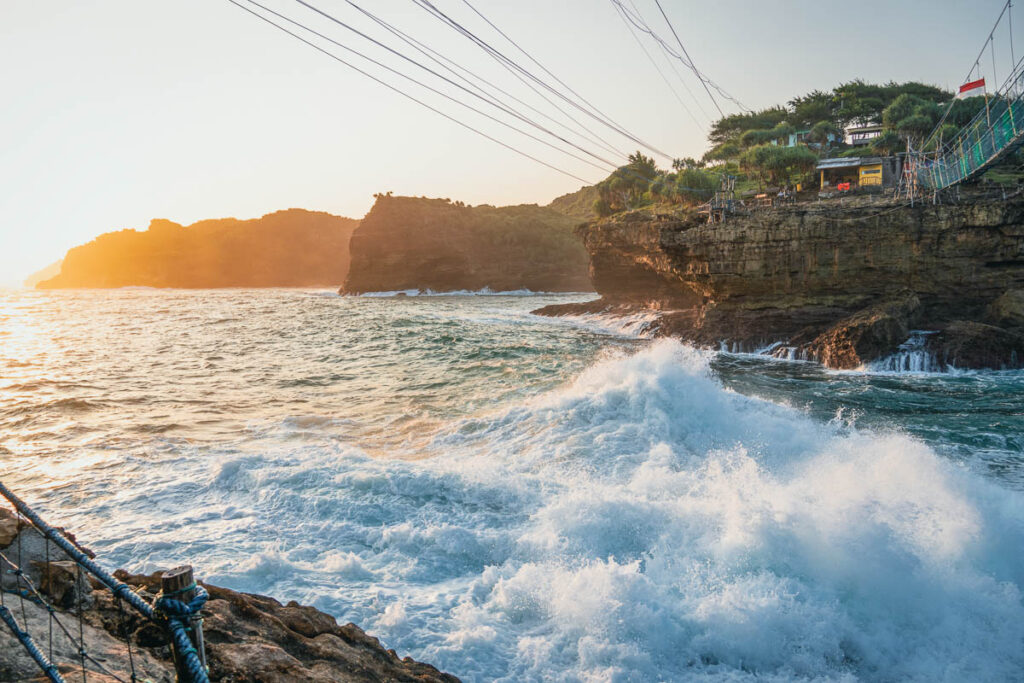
535, 196, 1024, 370
0, 509, 458, 682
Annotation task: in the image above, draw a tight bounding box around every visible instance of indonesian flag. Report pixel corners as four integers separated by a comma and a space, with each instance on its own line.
958, 78, 986, 99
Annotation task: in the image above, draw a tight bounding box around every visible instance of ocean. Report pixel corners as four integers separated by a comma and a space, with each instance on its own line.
2, 288, 1023, 682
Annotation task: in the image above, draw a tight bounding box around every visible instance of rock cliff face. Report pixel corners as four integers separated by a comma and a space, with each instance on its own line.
37, 209, 359, 289
341, 195, 591, 293
537, 197, 1024, 369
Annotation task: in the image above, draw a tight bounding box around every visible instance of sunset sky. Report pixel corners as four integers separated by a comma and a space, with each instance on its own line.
0, 0, 1009, 285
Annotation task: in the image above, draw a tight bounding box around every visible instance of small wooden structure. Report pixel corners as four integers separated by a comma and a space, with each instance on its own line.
816, 156, 902, 191
698, 175, 737, 224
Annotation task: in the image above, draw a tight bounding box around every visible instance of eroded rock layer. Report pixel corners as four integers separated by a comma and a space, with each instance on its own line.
537, 197, 1024, 369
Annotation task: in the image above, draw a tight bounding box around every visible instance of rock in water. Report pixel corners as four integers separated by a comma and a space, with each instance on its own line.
536, 197, 1024, 369
988, 289, 1024, 329
926, 321, 1024, 369
796, 293, 921, 369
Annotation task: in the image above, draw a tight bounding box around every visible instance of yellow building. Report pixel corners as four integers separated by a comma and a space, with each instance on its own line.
816, 156, 900, 191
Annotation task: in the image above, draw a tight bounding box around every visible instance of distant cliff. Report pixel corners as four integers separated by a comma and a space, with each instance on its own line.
23, 259, 62, 288
341, 195, 591, 293
536, 197, 1024, 370
37, 209, 358, 289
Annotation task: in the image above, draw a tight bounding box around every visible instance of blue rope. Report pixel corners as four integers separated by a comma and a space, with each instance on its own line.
154, 586, 210, 683
0, 604, 66, 683
0, 481, 211, 683
0, 482, 155, 622
153, 585, 209, 620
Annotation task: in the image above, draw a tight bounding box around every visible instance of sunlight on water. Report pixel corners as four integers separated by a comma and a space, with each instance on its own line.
1, 289, 1023, 681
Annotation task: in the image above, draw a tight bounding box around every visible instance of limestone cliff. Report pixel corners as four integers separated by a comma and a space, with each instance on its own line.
341, 195, 591, 294
37, 209, 359, 289
537, 197, 1024, 369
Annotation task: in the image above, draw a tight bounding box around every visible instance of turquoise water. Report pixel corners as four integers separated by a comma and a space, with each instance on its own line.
1, 289, 1023, 681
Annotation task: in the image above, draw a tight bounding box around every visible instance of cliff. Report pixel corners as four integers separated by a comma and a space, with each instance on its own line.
341, 195, 591, 293
536, 196, 1024, 369
37, 209, 359, 289
23, 259, 62, 288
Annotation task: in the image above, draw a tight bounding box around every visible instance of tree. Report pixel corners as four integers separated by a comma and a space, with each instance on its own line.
833, 80, 888, 125
672, 157, 701, 171
674, 168, 717, 202
741, 144, 818, 187
808, 121, 842, 148
626, 151, 658, 180
869, 129, 904, 156
708, 106, 789, 144
881, 94, 942, 145
948, 96, 987, 127
594, 152, 660, 214
703, 141, 741, 163
788, 89, 835, 127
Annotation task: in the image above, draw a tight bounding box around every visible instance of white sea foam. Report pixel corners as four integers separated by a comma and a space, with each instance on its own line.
8, 288, 1021, 682
190, 341, 1024, 680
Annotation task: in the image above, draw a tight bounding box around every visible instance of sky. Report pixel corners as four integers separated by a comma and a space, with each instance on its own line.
0, 0, 1013, 285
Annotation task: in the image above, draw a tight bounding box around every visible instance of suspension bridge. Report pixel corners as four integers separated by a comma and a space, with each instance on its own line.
913, 1, 1024, 192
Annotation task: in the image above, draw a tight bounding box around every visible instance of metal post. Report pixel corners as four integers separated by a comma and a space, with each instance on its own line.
162, 566, 207, 682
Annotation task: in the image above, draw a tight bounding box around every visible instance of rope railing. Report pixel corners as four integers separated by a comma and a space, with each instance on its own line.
0, 546, 131, 682
916, 46, 1024, 190
0, 481, 210, 683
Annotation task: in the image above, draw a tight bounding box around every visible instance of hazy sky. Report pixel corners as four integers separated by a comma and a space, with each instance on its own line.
0, 1, 1012, 285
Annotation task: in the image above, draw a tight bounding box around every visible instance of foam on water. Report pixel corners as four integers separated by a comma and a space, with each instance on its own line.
153, 341, 1024, 681
3, 290, 1023, 682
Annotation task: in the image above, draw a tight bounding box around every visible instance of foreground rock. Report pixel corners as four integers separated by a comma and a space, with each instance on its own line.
0, 509, 458, 682
37, 209, 359, 289
341, 195, 591, 294
536, 196, 1024, 370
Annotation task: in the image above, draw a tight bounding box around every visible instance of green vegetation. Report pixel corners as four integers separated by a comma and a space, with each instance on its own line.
588, 79, 997, 218
740, 144, 818, 187
704, 80, 970, 166
591, 152, 720, 216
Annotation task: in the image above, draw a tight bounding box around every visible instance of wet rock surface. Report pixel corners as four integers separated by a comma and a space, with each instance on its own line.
0, 508, 459, 683
926, 320, 1024, 369
793, 293, 922, 369
537, 197, 1024, 369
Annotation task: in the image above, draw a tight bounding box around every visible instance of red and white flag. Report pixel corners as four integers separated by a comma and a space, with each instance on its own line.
958, 78, 986, 99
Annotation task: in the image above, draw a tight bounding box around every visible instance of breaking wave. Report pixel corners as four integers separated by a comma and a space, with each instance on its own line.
6, 289, 1023, 682
188, 342, 1024, 680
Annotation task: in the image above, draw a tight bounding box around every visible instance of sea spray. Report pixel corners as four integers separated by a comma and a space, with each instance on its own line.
197, 341, 1024, 681
3, 290, 1023, 681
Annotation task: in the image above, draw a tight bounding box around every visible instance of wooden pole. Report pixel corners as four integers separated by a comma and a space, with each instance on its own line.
162, 565, 206, 682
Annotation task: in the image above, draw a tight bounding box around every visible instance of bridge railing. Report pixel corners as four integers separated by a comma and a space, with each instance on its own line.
919, 57, 1024, 190
0, 481, 210, 683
